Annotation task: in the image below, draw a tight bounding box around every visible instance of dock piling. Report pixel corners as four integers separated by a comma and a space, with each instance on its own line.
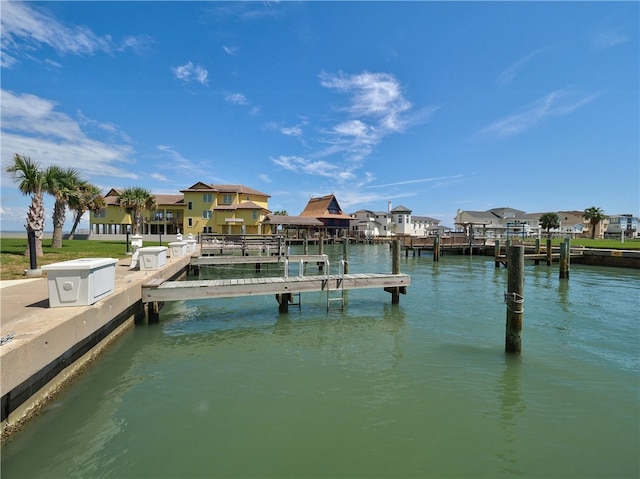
505, 245, 524, 354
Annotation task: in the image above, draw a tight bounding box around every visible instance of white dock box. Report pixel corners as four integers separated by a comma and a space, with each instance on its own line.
42, 258, 118, 308
168, 241, 187, 257
184, 239, 197, 253
137, 246, 167, 270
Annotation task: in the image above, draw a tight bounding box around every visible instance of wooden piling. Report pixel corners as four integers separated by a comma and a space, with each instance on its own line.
388, 239, 402, 304
276, 293, 292, 313
343, 238, 349, 274
546, 238, 552, 266
559, 239, 570, 279
494, 239, 501, 268
534, 238, 540, 265
434, 235, 440, 262
505, 245, 524, 354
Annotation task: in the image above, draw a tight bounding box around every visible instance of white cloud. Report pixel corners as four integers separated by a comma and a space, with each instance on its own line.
497, 47, 549, 86
281, 126, 302, 136
477, 89, 601, 138
0, 2, 150, 68
172, 62, 209, 85
272, 155, 355, 181
150, 172, 169, 182
319, 71, 412, 132
258, 173, 272, 183
590, 28, 629, 50
223, 45, 238, 55
226, 93, 249, 105
1, 89, 137, 179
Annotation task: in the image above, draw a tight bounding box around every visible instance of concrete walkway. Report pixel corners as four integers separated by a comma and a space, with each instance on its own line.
1, 251, 195, 437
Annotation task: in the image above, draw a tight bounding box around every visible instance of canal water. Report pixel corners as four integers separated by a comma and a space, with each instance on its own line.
2, 244, 639, 478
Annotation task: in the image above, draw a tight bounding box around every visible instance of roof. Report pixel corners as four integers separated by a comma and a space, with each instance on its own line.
180, 182, 270, 197
155, 194, 184, 206
391, 205, 412, 213
264, 215, 324, 226
299, 194, 352, 220
216, 201, 269, 211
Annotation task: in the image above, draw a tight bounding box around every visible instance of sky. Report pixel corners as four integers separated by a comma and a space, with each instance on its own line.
1, 1, 638, 232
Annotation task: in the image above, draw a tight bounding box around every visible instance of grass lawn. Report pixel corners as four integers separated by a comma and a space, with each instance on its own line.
523, 238, 640, 249
0, 238, 162, 281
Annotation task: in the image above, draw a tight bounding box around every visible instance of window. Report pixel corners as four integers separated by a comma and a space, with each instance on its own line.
166, 211, 174, 220
93, 209, 106, 218
154, 211, 163, 221
203, 193, 213, 203
398, 216, 402, 224
188, 201, 193, 210
252, 210, 258, 220
222, 194, 233, 205
187, 217, 193, 227
203, 210, 212, 219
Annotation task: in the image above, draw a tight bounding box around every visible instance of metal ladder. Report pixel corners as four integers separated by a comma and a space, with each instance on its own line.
326, 257, 346, 311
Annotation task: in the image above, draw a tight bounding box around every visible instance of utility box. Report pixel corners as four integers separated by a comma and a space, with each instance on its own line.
137, 246, 167, 270
42, 258, 118, 308
184, 239, 197, 253
168, 241, 187, 257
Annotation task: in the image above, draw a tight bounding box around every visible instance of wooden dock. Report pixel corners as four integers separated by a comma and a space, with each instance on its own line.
142, 273, 409, 303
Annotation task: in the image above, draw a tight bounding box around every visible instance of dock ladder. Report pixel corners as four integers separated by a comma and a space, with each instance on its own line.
325, 257, 346, 311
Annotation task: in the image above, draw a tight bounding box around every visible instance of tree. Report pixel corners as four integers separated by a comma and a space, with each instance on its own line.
583, 207, 607, 239
273, 210, 288, 216
48, 166, 81, 248
5, 154, 48, 257
68, 181, 104, 239
116, 187, 157, 235
539, 212, 560, 238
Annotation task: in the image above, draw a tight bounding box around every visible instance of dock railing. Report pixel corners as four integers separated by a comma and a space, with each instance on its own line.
200, 234, 285, 256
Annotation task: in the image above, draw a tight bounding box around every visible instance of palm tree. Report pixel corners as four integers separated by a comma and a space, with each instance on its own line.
5, 154, 47, 257
539, 212, 560, 238
68, 182, 104, 239
48, 166, 81, 248
583, 207, 607, 239
117, 187, 157, 235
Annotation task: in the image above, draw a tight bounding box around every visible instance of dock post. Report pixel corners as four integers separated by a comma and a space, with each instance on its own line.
546, 238, 552, 266
148, 302, 161, 324
494, 239, 501, 267
505, 245, 524, 354
343, 238, 349, 274
319, 234, 324, 255
387, 239, 402, 304
303, 239, 308, 255
559, 238, 570, 279
276, 293, 291, 313
534, 238, 540, 265
434, 235, 440, 262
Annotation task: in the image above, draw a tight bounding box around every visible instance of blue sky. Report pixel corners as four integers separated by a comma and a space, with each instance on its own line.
1, 1, 638, 232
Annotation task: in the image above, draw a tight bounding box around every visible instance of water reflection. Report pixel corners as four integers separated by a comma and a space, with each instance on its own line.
496, 355, 525, 477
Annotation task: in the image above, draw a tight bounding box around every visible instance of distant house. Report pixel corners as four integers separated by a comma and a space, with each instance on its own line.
389, 205, 442, 237
299, 194, 352, 237
349, 209, 392, 238
606, 214, 639, 239
90, 182, 271, 236
180, 183, 271, 236
454, 207, 539, 239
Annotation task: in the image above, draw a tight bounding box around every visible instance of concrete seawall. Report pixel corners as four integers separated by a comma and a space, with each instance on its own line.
1, 250, 195, 441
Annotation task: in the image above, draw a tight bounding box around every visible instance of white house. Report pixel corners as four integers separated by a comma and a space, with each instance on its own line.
350, 209, 392, 238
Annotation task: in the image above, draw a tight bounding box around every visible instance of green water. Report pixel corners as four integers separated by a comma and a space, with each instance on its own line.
2, 244, 639, 478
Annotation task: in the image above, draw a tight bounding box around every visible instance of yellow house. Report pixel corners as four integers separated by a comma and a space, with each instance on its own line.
180, 182, 271, 236
90, 183, 272, 236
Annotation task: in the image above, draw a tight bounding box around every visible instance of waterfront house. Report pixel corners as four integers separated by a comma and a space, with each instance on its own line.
299, 194, 352, 238
349, 209, 392, 239
606, 214, 639, 238
90, 182, 271, 237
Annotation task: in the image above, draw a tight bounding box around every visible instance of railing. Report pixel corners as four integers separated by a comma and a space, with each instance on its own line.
200, 234, 286, 256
